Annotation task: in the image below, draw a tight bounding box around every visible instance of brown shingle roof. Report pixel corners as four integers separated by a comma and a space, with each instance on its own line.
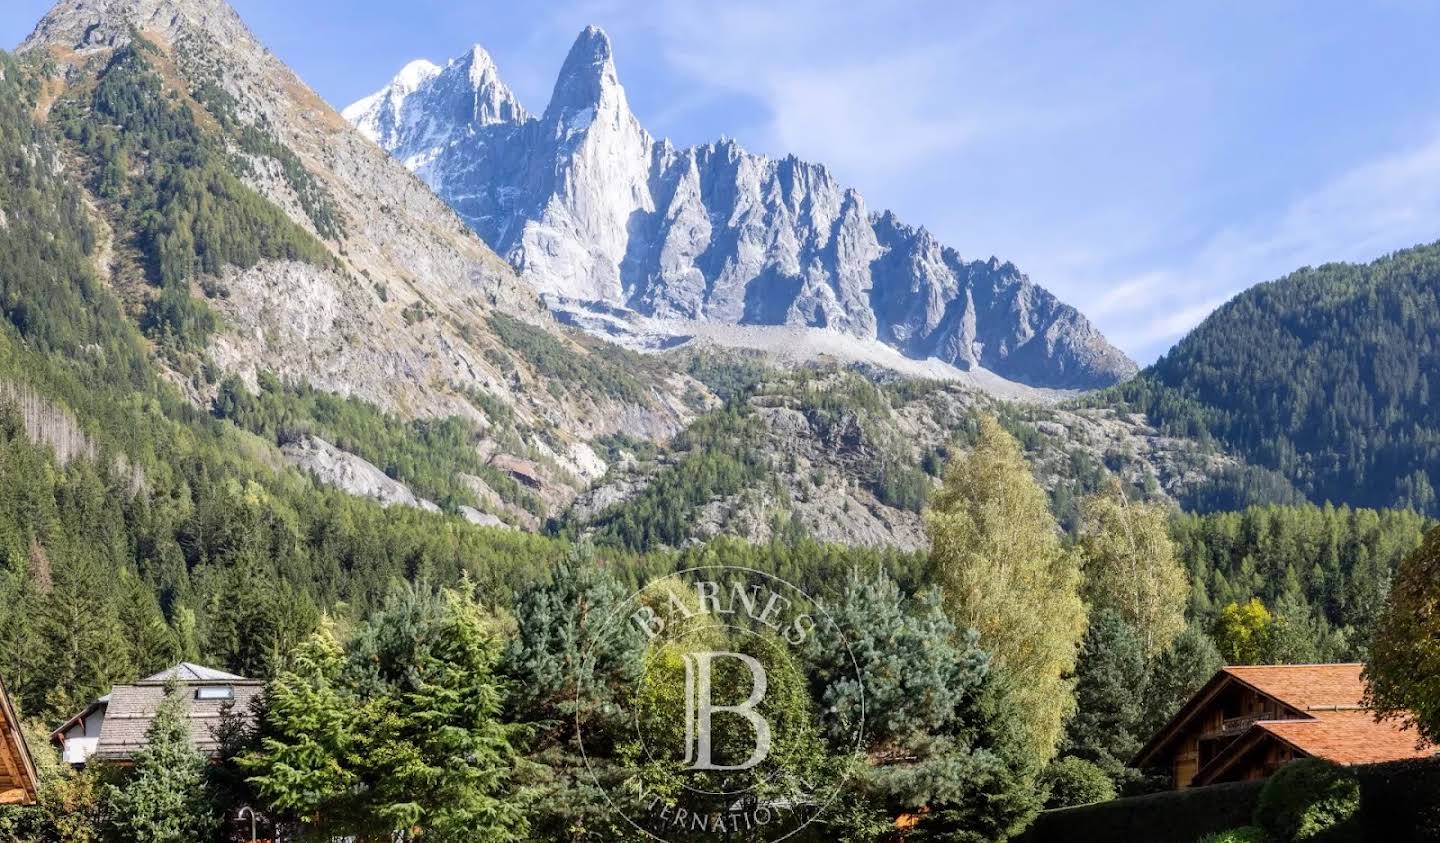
1222, 664, 1368, 711
1256, 711, 1432, 765
1134, 662, 1433, 771
92, 681, 264, 763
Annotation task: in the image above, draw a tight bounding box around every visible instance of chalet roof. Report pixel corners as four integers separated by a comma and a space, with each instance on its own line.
1192, 710, 1433, 785
51, 663, 264, 762
1221, 664, 1368, 711
1134, 662, 1434, 771
140, 663, 251, 684
0, 672, 39, 806
1256, 711, 1430, 764
91, 682, 264, 763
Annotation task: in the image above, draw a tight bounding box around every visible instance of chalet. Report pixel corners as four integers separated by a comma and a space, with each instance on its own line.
1134, 663, 1434, 789
0, 672, 39, 806
51, 662, 263, 767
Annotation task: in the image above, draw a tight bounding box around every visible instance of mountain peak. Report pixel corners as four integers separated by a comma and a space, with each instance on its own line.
546, 25, 622, 119
571, 25, 614, 65
395, 58, 441, 91
458, 44, 499, 86
22, 0, 254, 54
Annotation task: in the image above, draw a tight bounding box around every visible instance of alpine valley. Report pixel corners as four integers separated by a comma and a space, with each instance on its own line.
4, 0, 1440, 839
0, 0, 1436, 557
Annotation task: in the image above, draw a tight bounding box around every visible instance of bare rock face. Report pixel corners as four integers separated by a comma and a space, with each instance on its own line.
283, 435, 440, 512
350, 27, 1139, 390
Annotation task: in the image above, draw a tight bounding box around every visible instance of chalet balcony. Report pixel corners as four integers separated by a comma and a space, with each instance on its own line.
1200, 714, 1266, 740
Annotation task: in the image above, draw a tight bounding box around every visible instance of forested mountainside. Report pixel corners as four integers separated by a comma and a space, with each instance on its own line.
14, 0, 715, 527
3, 4, 1439, 839
1102, 242, 1440, 517
0, 0, 1242, 553
348, 29, 1137, 389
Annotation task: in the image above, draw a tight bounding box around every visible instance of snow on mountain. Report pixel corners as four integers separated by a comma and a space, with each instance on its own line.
349, 26, 1138, 389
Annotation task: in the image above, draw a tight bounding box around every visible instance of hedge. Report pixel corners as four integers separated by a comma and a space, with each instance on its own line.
1017, 758, 1440, 843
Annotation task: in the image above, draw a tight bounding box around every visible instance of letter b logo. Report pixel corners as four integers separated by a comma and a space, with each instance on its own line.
681, 651, 771, 771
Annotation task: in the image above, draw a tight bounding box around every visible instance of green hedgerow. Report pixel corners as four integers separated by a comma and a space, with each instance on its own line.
1254, 759, 1361, 842
1041, 756, 1117, 809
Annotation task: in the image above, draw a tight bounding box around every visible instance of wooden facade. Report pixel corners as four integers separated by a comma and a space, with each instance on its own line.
0, 672, 39, 806
1134, 664, 1433, 789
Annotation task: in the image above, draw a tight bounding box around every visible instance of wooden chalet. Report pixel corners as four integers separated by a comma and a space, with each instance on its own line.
1134, 663, 1434, 789
0, 672, 39, 806
51, 662, 263, 767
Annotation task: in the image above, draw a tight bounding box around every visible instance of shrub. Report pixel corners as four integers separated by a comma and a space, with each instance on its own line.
1197, 828, 1266, 843
1254, 759, 1361, 842
1042, 756, 1117, 808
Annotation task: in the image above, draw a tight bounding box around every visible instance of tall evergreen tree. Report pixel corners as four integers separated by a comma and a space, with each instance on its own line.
805, 567, 1041, 841
242, 583, 525, 841
105, 682, 220, 843
1059, 610, 1148, 791
1141, 624, 1223, 737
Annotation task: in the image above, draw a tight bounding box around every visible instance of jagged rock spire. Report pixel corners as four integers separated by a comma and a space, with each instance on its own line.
544, 25, 625, 122
348, 25, 1139, 389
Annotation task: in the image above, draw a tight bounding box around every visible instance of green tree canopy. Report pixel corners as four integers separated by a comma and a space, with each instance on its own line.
926, 415, 1087, 766
1079, 481, 1188, 656
241, 582, 525, 841
1365, 525, 1440, 744
105, 681, 220, 843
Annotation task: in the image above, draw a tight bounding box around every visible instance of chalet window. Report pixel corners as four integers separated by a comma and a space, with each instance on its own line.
195, 686, 234, 701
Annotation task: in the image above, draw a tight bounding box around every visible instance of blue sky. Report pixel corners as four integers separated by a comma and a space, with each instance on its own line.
9, 1, 1440, 362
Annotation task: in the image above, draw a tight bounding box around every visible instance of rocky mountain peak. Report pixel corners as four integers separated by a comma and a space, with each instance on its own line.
352, 27, 1140, 390
545, 25, 625, 122
394, 58, 442, 93
21, 0, 255, 54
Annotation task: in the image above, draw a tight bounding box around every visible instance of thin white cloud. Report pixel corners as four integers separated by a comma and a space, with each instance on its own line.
1085, 126, 1440, 360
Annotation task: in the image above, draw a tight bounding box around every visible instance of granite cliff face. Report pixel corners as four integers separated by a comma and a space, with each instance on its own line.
348, 28, 1138, 389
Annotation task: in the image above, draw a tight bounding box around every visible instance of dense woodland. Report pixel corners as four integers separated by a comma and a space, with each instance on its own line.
0, 37, 1438, 843
1102, 243, 1440, 517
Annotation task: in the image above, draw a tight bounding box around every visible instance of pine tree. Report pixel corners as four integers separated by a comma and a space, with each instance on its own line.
242, 584, 525, 841
1141, 624, 1223, 737
363, 586, 525, 841
926, 415, 1087, 766
1059, 610, 1148, 790
239, 621, 365, 832
106, 681, 220, 842
499, 553, 647, 843
805, 567, 1040, 840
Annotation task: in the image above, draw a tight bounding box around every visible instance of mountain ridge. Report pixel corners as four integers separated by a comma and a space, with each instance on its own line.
348, 27, 1139, 390
1109, 240, 1440, 517
13, 0, 715, 525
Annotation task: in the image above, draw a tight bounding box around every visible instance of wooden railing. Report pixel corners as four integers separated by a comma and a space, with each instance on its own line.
1201, 714, 1264, 740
